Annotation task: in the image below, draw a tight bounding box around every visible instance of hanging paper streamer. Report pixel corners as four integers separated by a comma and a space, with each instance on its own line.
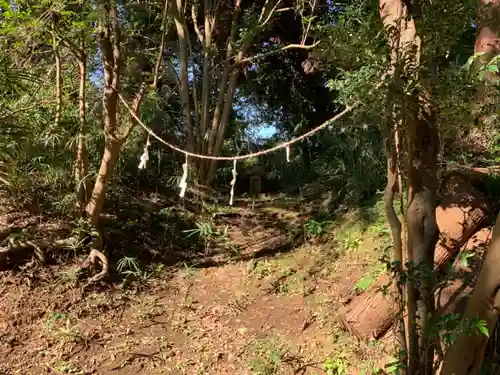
138, 134, 151, 169
179, 154, 188, 198
229, 160, 237, 206
286, 145, 290, 163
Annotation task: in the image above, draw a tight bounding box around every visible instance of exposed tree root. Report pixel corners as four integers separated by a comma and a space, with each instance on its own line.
0, 237, 79, 269
78, 248, 109, 283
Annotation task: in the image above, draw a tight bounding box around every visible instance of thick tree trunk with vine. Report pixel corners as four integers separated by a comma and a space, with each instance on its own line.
383, 119, 408, 369
379, 1, 440, 373
405, 89, 440, 375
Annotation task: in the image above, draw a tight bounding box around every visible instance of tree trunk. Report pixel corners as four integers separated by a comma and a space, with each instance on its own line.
379, 1, 440, 372
405, 91, 440, 375
75, 57, 90, 212
440, 214, 500, 375
84, 0, 123, 228
340, 177, 489, 341
200, 0, 241, 183
174, 0, 195, 154
85, 140, 122, 226
205, 69, 239, 185
52, 29, 62, 128
473, 0, 499, 122
475, 0, 500, 79
383, 119, 407, 365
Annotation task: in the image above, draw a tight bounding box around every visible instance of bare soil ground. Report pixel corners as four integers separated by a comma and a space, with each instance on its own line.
0, 193, 394, 375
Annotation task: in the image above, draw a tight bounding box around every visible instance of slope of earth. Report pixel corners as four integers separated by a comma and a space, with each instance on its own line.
0, 194, 393, 375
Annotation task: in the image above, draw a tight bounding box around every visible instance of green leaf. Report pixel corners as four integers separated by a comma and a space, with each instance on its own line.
486, 64, 499, 73
355, 276, 374, 292
477, 322, 489, 337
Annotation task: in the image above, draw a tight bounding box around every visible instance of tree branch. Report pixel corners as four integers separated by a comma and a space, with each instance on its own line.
191, 3, 203, 44
237, 41, 320, 65
120, 82, 147, 141
153, 0, 170, 90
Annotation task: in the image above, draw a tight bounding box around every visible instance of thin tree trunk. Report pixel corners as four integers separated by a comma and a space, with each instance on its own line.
174, 0, 195, 154
85, 140, 122, 226
205, 67, 239, 185
200, 1, 213, 155
52, 29, 62, 128
384, 120, 408, 373
75, 56, 90, 211
152, 0, 170, 90
200, 0, 241, 183
84, 0, 123, 228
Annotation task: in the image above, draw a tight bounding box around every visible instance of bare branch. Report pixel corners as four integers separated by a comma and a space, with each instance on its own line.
260, 3, 292, 28
259, 0, 280, 24
301, 0, 317, 45
238, 41, 320, 65
120, 82, 147, 141
152, 0, 170, 90
191, 3, 203, 44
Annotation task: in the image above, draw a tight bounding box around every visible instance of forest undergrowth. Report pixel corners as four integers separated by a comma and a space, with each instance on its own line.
0, 181, 398, 375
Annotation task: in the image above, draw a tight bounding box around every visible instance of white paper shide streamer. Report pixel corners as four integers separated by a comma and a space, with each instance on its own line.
229, 160, 237, 206
286, 145, 290, 163
178, 154, 188, 198
138, 134, 151, 169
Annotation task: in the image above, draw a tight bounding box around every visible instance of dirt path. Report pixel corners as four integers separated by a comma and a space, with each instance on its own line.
0, 198, 392, 374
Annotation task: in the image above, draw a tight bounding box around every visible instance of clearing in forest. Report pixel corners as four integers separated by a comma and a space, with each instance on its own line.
0, 194, 394, 375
